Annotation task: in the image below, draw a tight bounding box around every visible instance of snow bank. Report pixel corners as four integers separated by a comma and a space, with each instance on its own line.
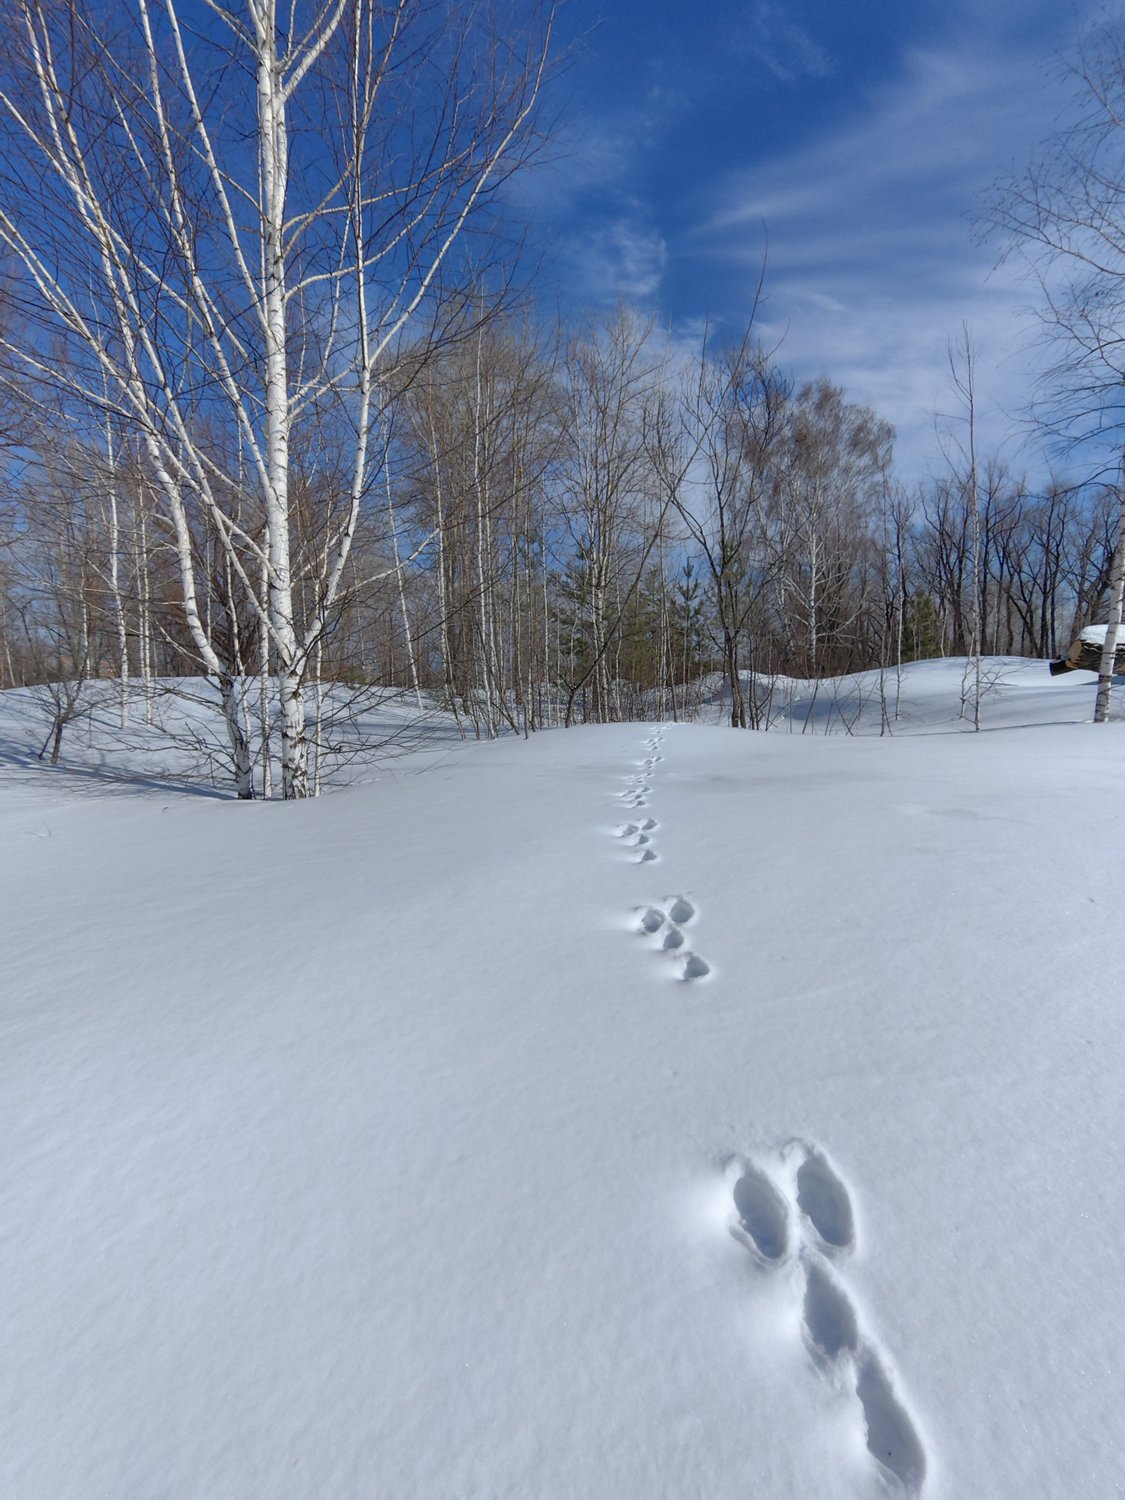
3, 662, 1124, 1497
1079, 623, 1119, 646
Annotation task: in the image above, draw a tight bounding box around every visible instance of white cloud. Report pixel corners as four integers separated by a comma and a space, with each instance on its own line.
693, 31, 1084, 480
572, 212, 669, 303
738, 3, 835, 84
756, 282, 1042, 486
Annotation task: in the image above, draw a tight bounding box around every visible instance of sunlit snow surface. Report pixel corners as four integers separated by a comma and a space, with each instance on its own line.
3, 659, 1124, 1498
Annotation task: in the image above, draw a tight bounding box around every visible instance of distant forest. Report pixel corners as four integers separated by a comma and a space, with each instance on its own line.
4, 309, 1114, 722
0, 2, 1122, 794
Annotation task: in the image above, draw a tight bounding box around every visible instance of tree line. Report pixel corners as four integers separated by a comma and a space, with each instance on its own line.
3, 306, 1117, 760
0, 1, 1122, 796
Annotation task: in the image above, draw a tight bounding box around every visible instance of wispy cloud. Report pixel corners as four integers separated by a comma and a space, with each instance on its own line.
570, 210, 669, 303
516, 0, 1098, 478
694, 31, 1081, 479
734, 3, 835, 84
513, 104, 673, 306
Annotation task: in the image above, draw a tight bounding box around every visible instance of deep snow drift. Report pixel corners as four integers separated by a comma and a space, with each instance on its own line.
3, 659, 1124, 1498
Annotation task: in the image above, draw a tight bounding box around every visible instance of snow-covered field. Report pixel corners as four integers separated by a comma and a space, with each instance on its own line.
4, 658, 1124, 1498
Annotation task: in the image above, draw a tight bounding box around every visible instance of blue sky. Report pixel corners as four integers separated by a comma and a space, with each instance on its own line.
528, 0, 1101, 481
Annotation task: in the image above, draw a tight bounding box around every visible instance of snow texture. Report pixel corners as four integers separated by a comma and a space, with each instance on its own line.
3, 657, 1124, 1498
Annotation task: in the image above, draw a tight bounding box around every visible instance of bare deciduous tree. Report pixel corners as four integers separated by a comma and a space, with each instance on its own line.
0, 0, 553, 793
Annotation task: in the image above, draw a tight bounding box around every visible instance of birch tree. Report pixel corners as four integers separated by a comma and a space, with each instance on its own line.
0, 0, 552, 794
942, 330, 984, 728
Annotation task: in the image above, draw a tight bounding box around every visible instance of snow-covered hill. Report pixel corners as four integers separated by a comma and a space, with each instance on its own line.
3, 659, 1122, 1498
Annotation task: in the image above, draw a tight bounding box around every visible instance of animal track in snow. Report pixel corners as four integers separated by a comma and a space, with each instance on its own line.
798, 1255, 927, 1483
731, 1161, 789, 1261
631, 894, 710, 979
796, 1148, 855, 1252
680, 952, 710, 980
616, 730, 711, 973
801, 1257, 858, 1362
726, 1145, 926, 1493
855, 1347, 927, 1491
617, 819, 659, 851
613, 731, 666, 830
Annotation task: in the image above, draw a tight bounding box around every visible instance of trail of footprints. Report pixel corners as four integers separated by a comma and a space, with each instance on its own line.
611, 740, 919, 1480
611, 737, 918, 1480
633, 894, 710, 980
617, 816, 659, 863
613, 728, 712, 981
729, 1145, 926, 1493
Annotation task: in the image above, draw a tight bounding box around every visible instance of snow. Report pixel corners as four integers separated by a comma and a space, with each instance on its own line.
3, 658, 1124, 1498
1079, 623, 1118, 646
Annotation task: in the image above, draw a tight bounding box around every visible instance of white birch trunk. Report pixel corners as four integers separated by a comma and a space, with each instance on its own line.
0, 0, 550, 792
254, 5, 305, 798
103, 419, 130, 729
431, 425, 464, 736
258, 547, 273, 798
135, 500, 154, 724
472, 339, 497, 737
385, 460, 423, 711
1094, 446, 1125, 723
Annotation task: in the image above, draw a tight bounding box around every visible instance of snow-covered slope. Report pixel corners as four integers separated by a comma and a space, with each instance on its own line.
702, 652, 1113, 735
0, 678, 462, 815
3, 660, 1123, 1498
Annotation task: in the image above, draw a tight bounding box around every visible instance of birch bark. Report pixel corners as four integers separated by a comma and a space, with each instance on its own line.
1094, 445, 1125, 723
0, 0, 551, 792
